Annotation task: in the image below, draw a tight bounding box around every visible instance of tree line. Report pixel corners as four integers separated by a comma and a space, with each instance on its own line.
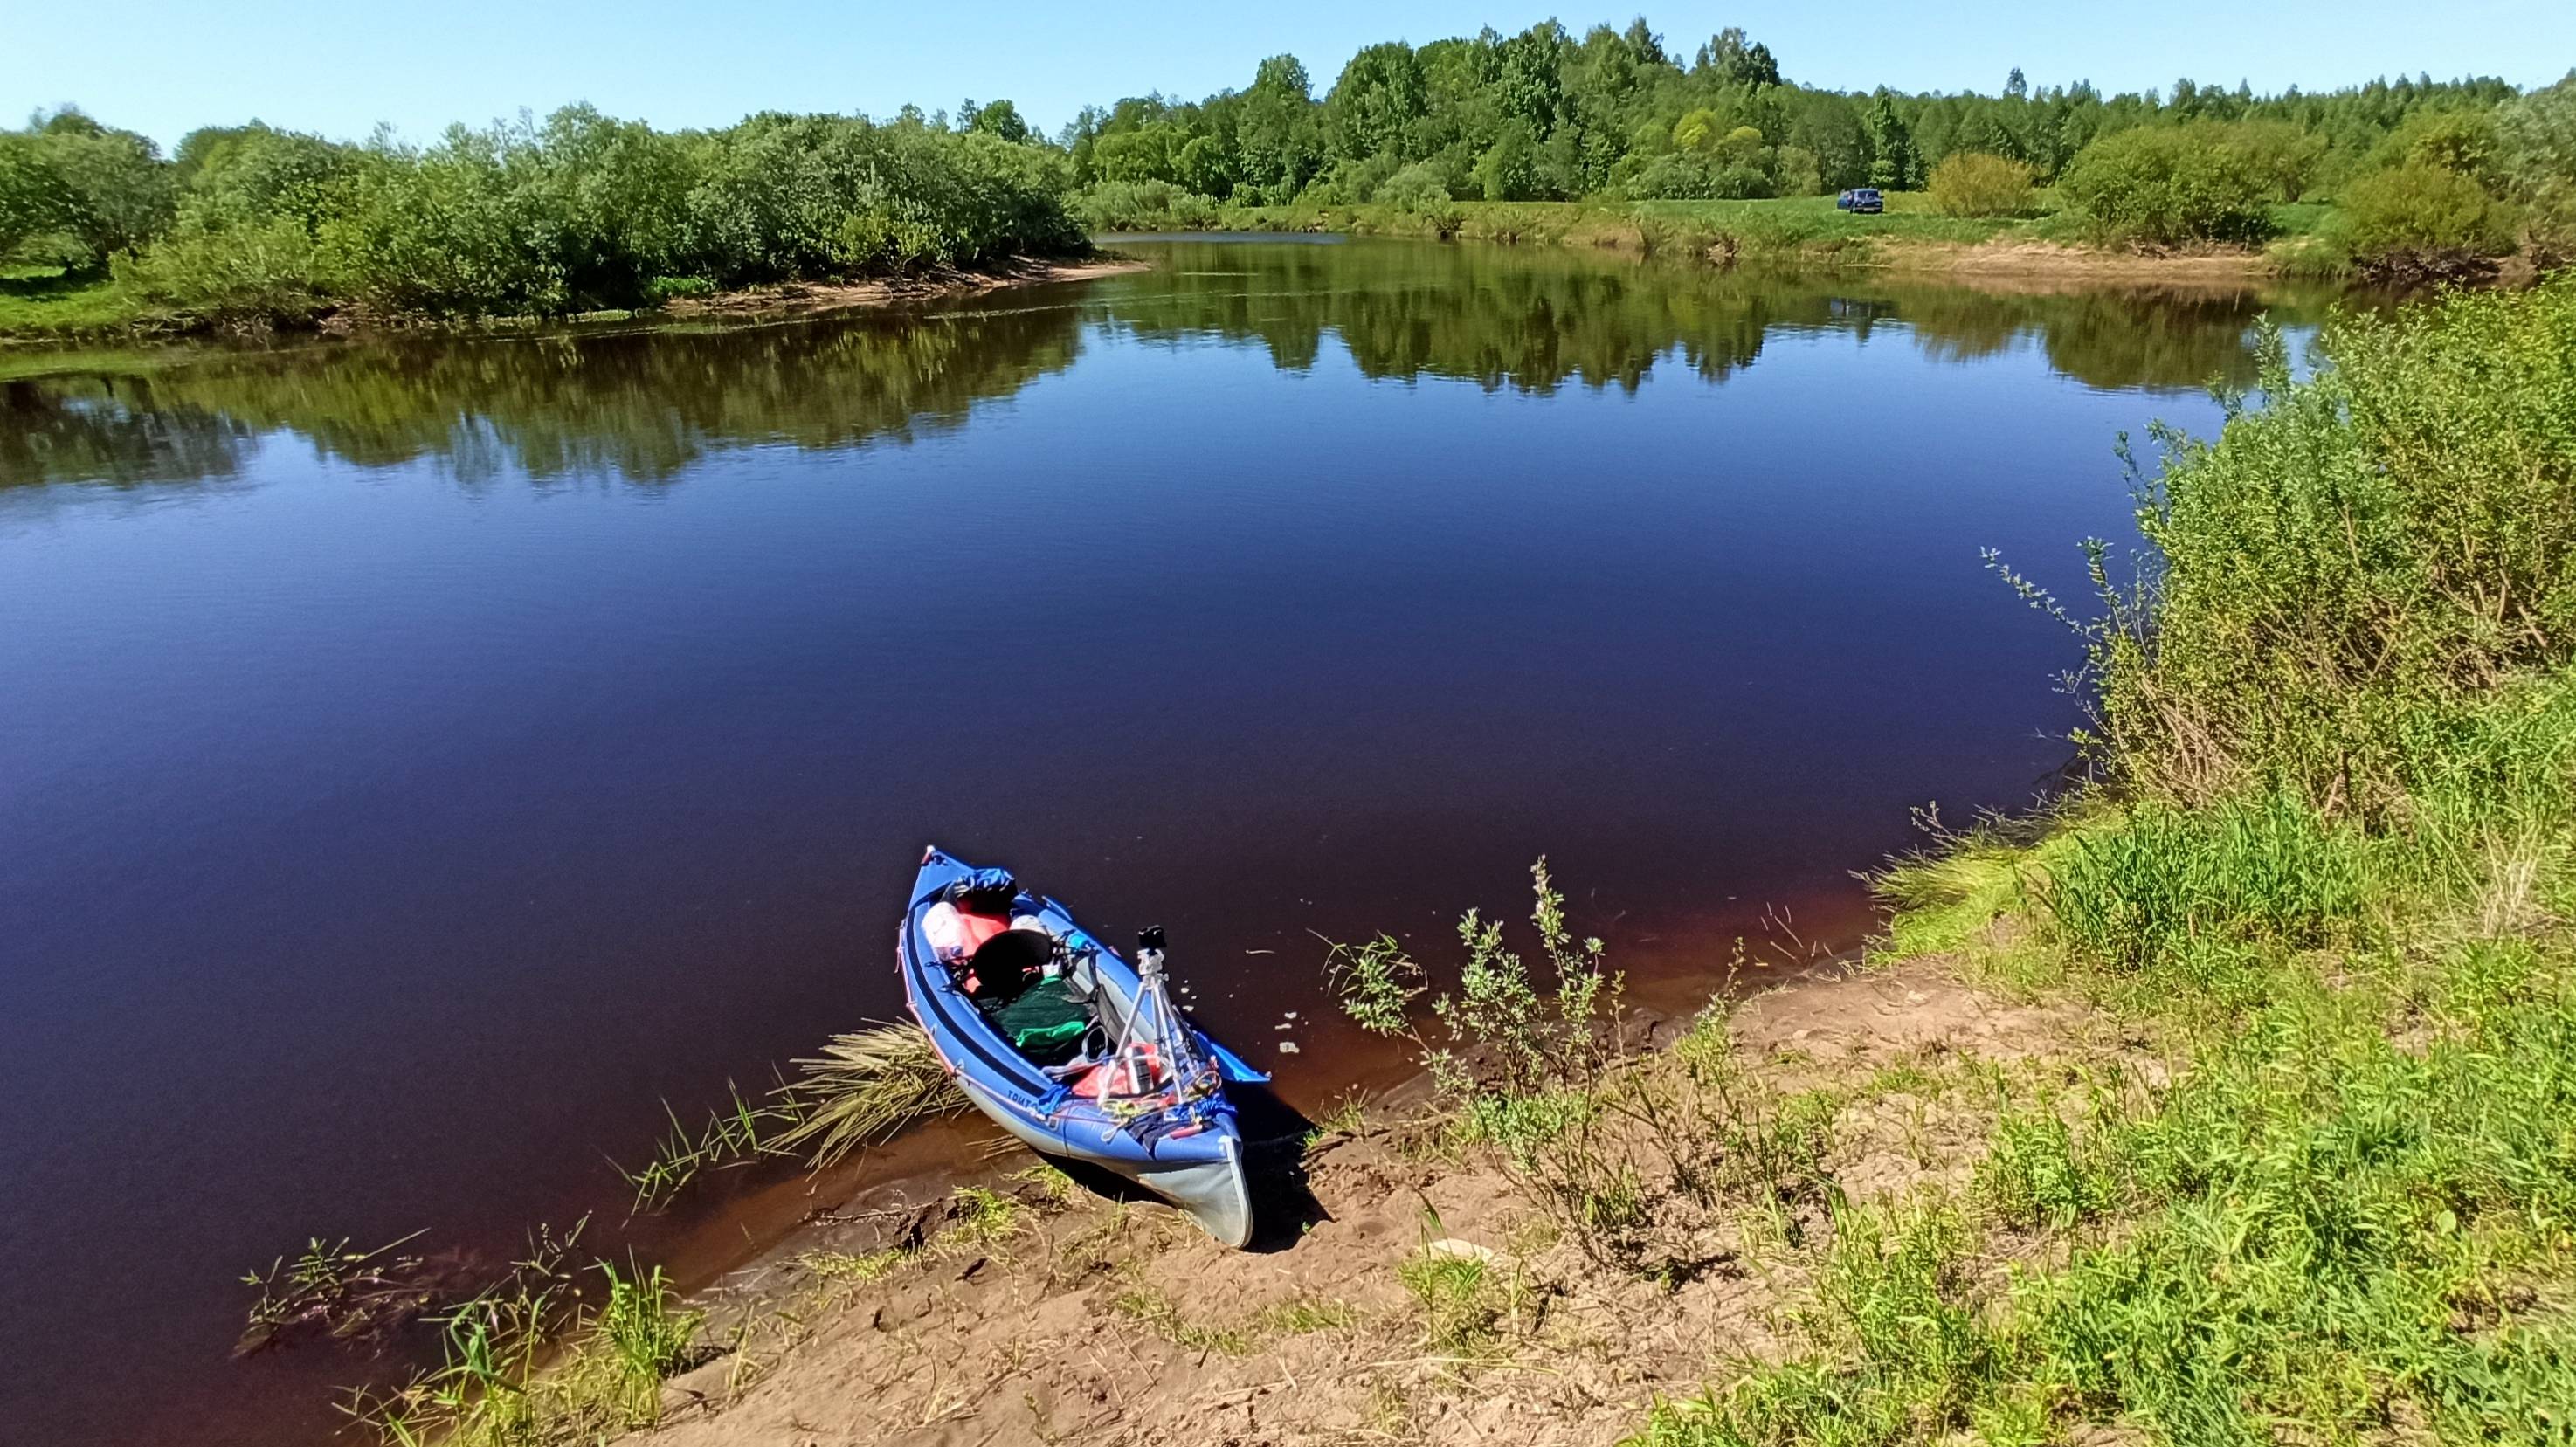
4, 16, 2574, 326
1059, 22, 2572, 272
0, 106, 1080, 322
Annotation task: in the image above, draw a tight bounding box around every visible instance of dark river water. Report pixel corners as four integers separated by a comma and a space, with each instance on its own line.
0, 237, 2345, 1446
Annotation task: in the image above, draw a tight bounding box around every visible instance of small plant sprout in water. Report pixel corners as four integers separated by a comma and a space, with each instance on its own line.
237, 1228, 444, 1356
615, 1079, 806, 1214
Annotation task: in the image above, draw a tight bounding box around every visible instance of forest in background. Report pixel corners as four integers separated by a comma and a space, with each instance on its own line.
3, 17, 2573, 331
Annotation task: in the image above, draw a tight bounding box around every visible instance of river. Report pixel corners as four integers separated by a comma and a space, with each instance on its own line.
0, 236, 2348, 1446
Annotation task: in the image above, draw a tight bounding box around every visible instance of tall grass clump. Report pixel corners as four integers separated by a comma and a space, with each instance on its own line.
774, 1021, 967, 1168
1633, 1202, 2011, 1447
611, 1022, 963, 1212
2038, 791, 2372, 975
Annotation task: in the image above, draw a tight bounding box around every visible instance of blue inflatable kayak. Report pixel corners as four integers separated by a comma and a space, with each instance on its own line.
898, 847, 1267, 1246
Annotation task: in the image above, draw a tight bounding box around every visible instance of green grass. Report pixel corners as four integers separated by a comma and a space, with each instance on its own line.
1397, 1250, 1512, 1355
342, 1223, 710, 1447
0, 272, 173, 339
2269, 200, 2338, 236
1639, 933, 2576, 1447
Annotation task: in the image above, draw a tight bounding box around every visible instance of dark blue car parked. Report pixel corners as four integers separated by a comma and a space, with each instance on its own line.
1836, 188, 1885, 214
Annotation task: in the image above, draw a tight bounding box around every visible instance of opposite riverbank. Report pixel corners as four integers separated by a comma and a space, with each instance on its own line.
0, 256, 1147, 345
1089, 193, 2356, 283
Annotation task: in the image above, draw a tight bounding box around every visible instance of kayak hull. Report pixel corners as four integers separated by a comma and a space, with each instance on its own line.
901, 847, 1266, 1248
957, 1073, 1255, 1248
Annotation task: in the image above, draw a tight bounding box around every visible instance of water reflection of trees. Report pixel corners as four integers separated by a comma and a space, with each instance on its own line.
1103, 240, 2340, 396
0, 245, 2351, 493
1099, 242, 1782, 391
0, 301, 1085, 490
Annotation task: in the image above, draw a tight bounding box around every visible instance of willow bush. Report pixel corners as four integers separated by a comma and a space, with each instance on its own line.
2058, 123, 2275, 245
2338, 162, 2521, 278
1925, 151, 2036, 217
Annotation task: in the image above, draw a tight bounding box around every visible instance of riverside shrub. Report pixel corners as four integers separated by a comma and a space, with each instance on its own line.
1067, 179, 1222, 230
2059, 124, 2272, 245
2497, 72, 2576, 258
2101, 279, 2576, 811
2338, 162, 2517, 276
1373, 161, 1453, 210
111, 217, 337, 321
1925, 151, 2035, 217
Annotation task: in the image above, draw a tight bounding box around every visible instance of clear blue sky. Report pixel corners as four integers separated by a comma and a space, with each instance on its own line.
7, 1, 2571, 149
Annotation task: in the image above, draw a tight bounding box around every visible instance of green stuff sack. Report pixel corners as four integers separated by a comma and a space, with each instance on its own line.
984, 977, 1094, 1065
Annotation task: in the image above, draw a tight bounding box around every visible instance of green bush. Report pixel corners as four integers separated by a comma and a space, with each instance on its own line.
2227, 118, 2329, 202
2359, 106, 2505, 189
0, 112, 177, 272
1925, 151, 2036, 217
1372, 160, 1452, 210
2497, 72, 2576, 258
169, 124, 361, 235
110, 217, 337, 325
1474, 123, 1546, 202
0, 132, 78, 264
1625, 151, 1774, 201
2337, 162, 2518, 276
2059, 124, 2273, 245
2094, 280, 2576, 811
1067, 178, 1222, 231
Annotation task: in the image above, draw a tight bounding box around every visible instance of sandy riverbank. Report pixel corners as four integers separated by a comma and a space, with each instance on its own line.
608, 952, 2119, 1447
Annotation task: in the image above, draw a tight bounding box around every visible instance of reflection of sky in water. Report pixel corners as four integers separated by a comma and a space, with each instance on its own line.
0, 240, 2347, 1447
